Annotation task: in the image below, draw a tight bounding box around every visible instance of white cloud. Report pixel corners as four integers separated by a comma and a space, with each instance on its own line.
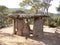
25, 6, 32, 9
0, 0, 22, 8
48, 0, 60, 14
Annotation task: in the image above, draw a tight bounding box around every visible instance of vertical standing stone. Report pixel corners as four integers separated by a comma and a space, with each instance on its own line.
14, 19, 17, 34
16, 19, 30, 36
23, 19, 30, 36
17, 19, 24, 36
33, 17, 43, 38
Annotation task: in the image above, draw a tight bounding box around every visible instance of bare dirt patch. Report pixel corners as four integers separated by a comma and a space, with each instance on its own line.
0, 26, 60, 45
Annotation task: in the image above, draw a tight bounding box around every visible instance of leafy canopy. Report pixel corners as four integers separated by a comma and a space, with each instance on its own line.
20, 0, 52, 14
11, 10, 25, 14
0, 5, 8, 12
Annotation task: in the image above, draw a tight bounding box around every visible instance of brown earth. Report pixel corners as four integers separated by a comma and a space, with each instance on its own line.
0, 25, 60, 45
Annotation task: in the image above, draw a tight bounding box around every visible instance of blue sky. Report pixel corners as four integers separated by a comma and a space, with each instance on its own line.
0, 0, 60, 14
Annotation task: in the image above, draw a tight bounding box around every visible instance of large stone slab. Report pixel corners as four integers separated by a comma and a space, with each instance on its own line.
16, 19, 24, 36
15, 19, 30, 36
14, 19, 17, 34
33, 18, 43, 38
23, 22, 30, 36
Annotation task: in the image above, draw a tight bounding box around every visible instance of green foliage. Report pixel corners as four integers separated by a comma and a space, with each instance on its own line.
0, 5, 8, 12
0, 5, 12, 28
19, 0, 52, 14
20, 0, 29, 7
5, 17, 13, 27
49, 22, 57, 28
48, 16, 60, 27
11, 10, 25, 14
53, 16, 60, 26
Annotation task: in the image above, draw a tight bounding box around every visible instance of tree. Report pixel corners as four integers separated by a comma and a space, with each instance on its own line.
20, 0, 52, 14
19, 0, 53, 26
53, 16, 60, 26
0, 5, 9, 28
56, 5, 60, 26
11, 10, 25, 14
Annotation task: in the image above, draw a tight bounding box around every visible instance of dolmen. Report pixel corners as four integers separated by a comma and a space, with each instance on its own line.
8, 14, 48, 38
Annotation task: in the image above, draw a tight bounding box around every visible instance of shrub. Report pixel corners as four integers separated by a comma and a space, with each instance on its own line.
53, 16, 60, 26
49, 22, 57, 28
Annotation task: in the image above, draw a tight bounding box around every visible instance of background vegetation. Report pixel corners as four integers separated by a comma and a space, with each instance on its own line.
0, 0, 60, 28
0, 5, 12, 28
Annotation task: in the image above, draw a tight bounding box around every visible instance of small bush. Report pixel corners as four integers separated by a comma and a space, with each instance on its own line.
49, 22, 57, 28
53, 16, 60, 26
